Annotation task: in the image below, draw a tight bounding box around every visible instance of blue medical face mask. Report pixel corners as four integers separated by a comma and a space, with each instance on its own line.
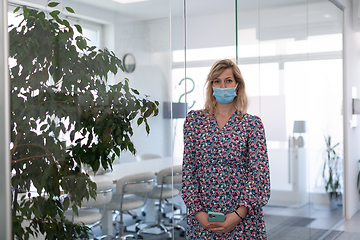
212, 84, 238, 104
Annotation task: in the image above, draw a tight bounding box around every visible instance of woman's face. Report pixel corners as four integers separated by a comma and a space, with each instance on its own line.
212, 68, 237, 89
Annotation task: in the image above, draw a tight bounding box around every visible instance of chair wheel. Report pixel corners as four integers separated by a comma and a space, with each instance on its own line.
136, 234, 143, 239
142, 211, 146, 216
124, 226, 127, 232
132, 215, 137, 219
135, 226, 140, 232
180, 230, 185, 237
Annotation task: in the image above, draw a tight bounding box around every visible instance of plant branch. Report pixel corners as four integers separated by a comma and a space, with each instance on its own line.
11, 153, 54, 164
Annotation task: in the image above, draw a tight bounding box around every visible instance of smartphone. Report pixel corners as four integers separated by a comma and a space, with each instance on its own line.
208, 211, 225, 222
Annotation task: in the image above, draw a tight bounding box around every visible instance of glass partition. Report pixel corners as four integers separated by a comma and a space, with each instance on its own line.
7, 0, 344, 239
236, 0, 344, 239
8, 0, 182, 239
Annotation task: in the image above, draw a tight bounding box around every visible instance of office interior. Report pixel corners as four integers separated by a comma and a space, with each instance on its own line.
1, 0, 360, 239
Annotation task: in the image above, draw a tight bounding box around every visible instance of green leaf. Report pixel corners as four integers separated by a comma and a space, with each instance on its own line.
38, 11, 45, 19
65, 7, 75, 13
63, 197, 70, 210
74, 24, 82, 34
48, 2, 60, 7
145, 123, 150, 134
50, 10, 60, 18
114, 147, 120, 156
62, 19, 70, 28
131, 88, 139, 95
76, 37, 87, 50
40, 124, 47, 131
144, 108, 153, 118
137, 117, 143, 126
89, 52, 96, 58
128, 142, 135, 154
70, 130, 76, 142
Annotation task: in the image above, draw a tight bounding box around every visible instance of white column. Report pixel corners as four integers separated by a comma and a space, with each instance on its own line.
0, 0, 12, 239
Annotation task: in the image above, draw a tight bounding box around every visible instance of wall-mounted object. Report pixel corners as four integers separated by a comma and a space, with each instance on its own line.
123, 53, 136, 73
352, 98, 360, 114
163, 102, 188, 119
178, 77, 196, 109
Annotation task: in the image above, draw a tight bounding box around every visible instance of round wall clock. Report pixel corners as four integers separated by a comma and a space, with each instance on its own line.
123, 54, 136, 73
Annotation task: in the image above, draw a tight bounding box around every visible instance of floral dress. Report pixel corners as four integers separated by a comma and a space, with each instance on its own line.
181, 110, 270, 239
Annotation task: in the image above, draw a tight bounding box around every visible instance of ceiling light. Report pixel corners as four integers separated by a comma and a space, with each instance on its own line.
112, 0, 149, 4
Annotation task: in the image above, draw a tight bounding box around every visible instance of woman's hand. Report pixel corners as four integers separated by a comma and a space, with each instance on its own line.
195, 211, 242, 233
194, 211, 212, 230
207, 212, 242, 233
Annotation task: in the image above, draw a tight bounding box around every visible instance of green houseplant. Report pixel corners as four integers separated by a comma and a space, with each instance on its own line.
322, 136, 342, 209
9, 2, 159, 239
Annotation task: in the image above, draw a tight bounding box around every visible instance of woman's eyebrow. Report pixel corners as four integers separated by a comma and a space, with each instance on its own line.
215, 76, 233, 81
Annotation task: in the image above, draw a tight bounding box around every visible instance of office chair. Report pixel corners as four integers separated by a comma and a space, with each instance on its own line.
64, 175, 113, 239
136, 165, 185, 239
105, 171, 155, 239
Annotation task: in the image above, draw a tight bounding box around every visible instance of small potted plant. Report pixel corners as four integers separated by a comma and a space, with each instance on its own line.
322, 136, 342, 210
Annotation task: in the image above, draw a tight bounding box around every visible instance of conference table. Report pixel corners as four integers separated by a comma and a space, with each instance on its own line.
101, 156, 183, 236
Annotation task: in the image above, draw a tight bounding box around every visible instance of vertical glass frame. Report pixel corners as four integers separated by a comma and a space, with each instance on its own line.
1, 0, 12, 239
236, 0, 345, 238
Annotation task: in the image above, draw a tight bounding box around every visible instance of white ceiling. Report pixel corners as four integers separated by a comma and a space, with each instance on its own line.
10, 0, 332, 23
70, 0, 320, 21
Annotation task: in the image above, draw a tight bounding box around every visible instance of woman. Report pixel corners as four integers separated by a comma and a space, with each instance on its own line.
181, 59, 270, 239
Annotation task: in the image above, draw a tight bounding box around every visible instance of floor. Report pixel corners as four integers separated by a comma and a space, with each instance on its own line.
263, 204, 344, 231
263, 203, 360, 240
91, 201, 360, 240
331, 209, 360, 233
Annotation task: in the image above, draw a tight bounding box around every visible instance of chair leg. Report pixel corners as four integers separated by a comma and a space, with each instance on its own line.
116, 233, 135, 240
119, 221, 124, 236
163, 222, 185, 233
136, 222, 171, 238
125, 210, 138, 219
112, 211, 137, 240
136, 205, 172, 238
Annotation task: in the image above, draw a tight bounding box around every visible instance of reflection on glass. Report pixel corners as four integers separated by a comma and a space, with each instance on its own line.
6, 0, 345, 238
8, 0, 166, 239
236, 0, 344, 238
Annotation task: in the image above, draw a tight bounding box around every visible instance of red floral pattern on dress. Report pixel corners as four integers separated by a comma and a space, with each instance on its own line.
181, 110, 270, 239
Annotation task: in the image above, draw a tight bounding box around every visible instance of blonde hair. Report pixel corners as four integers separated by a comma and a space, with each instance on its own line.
203, 59, 248, 118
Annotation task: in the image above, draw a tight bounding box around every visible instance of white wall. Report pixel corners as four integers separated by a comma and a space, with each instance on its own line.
111, 18, 173, 161
339, 0, 360, 220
